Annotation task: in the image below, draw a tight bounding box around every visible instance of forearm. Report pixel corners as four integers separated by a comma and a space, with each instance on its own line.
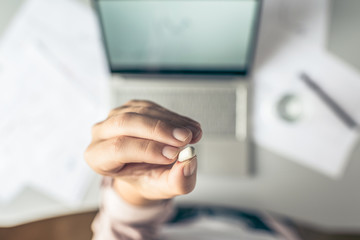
91, 177, 174, 240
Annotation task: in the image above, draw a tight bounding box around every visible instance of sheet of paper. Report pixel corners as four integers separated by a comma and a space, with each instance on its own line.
0, 0, 109, 106
253, 0, 360, 178
263, 0, 329, 44
0, 0, 110, 205
0, 56, 29, 202
256, 0, 329, 68
253, 40, 360, 178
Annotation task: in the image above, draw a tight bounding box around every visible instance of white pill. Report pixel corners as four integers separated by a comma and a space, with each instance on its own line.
178, 146, 196, 162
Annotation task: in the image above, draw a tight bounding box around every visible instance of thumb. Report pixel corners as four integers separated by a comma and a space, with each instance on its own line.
167, 157, 197, 196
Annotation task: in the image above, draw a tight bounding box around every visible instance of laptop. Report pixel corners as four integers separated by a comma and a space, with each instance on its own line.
93, 0, 262, 175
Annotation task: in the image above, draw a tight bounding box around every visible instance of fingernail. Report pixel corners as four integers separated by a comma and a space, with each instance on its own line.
173, 128, 191, 142
183, 158, 197, 177
162, 146, 179, 160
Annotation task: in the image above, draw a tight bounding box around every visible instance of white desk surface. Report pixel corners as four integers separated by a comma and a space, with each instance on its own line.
1, 0, 360, 232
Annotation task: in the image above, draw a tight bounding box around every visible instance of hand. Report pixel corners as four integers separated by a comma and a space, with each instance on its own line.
85, 100, 202, 206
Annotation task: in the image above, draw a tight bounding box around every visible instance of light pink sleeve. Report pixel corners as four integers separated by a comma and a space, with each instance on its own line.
91, 177, 174, 240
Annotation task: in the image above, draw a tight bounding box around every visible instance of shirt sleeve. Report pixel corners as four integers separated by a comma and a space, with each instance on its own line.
91, 177, 174, 240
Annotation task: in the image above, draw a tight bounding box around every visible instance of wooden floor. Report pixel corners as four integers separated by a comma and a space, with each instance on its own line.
0, 211, 97, 240
1, 211, 360, 240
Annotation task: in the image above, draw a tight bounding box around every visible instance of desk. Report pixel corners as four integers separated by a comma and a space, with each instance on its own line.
1, 210, 360, 240
1, 0, 360, 232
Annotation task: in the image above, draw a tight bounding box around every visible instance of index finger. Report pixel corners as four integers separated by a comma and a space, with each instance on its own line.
92, 112, 193, 147
109, 100, 202, 143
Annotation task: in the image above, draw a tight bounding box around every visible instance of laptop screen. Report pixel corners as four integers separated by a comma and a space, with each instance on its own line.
94, 0, 262, 75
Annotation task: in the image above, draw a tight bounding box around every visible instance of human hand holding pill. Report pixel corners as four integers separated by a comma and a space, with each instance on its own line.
85, 100, 202, 206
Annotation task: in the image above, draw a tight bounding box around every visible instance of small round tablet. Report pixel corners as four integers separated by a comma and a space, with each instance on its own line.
178, 146, 196, 162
